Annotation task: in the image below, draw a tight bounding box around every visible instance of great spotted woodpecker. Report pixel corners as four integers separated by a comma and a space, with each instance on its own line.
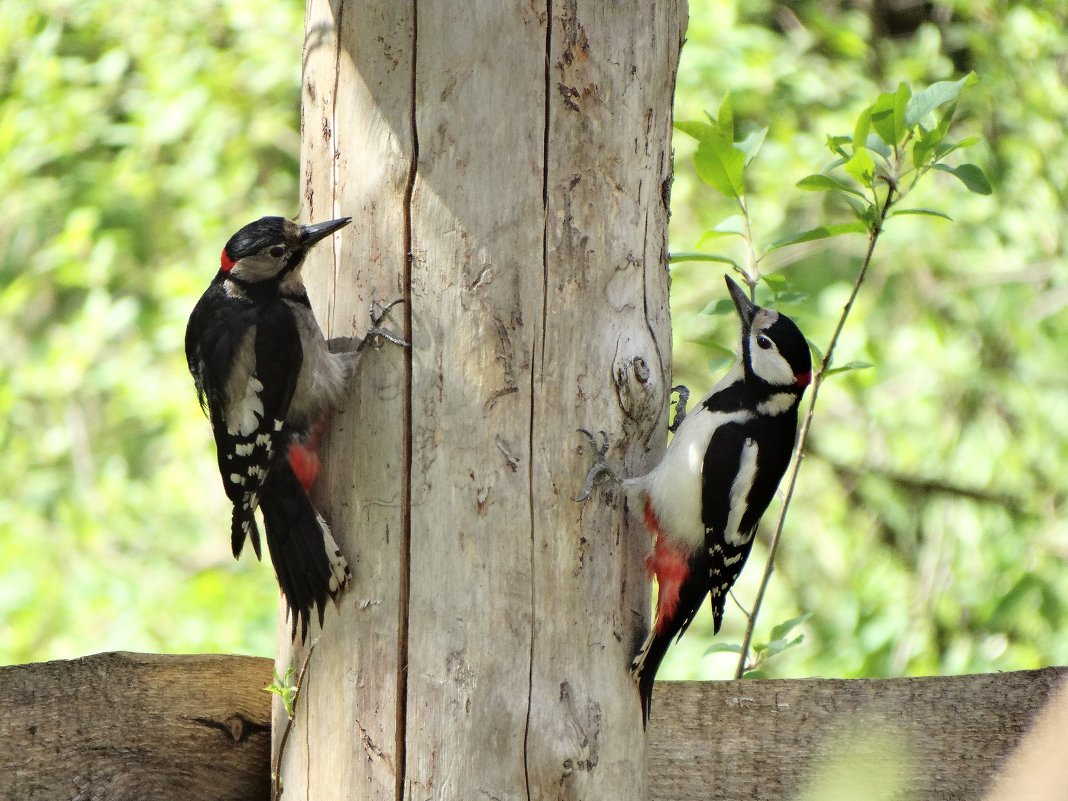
186, 215, 401, 639
577, 275, 812, 725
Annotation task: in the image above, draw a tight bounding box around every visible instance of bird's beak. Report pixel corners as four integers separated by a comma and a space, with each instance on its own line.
724, 274, 758, 329
299, 217, 352, 248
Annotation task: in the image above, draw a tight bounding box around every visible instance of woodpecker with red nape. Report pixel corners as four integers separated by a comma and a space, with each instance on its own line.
577, 275, 812, 725
186, 215, 403, 639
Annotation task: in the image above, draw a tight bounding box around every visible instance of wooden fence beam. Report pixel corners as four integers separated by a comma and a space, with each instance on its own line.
1, 652, 272, 801
1, 653, 1063, 801
648, 669, 1068, 801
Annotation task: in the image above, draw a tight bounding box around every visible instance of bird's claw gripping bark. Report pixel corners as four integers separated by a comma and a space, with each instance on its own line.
573, 428, 618, 502
358, 298, 409, 352
669, 384, 691, 433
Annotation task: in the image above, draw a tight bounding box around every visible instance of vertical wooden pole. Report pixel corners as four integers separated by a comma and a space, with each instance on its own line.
279, 1, 686, 798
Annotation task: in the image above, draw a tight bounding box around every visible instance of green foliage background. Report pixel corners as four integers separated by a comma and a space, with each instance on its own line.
1, 0, 1064, 680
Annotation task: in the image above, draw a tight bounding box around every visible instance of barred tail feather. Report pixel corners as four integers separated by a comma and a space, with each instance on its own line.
230, 505, 262, 560
259, 459, 351, 640
631, 626, 675, 728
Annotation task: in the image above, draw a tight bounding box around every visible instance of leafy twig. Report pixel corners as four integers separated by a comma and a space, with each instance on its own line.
671, 77, 988, 680
734, 190, 893, 678
270, 643, 317, 801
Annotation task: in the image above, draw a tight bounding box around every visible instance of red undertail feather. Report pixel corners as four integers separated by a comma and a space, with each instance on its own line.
642, 498, 692, 635
287, 415, 330, 493
287, 441, 321, 494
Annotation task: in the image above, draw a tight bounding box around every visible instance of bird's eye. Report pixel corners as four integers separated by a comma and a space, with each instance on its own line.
269, 245, 285, 258
756, 335, 773, 350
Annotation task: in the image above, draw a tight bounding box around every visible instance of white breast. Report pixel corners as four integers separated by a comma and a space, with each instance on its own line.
635, 404, 754, 550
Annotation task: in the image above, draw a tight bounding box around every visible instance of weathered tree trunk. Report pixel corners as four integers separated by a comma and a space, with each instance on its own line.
280, 1, 685, 799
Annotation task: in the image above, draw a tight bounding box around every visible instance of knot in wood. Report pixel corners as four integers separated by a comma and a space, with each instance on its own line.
612, 347, 662, 425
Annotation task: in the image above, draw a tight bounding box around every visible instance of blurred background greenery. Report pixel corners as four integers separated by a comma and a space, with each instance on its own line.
0, 0, 1064, 680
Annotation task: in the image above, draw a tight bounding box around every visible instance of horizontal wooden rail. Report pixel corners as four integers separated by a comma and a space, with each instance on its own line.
1, 652, 1062, 801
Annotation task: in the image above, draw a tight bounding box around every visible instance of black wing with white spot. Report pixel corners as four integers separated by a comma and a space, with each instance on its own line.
701, 422, 760, 634
187, 286, 303, 558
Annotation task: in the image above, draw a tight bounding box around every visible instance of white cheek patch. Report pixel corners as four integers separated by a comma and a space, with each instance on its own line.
749, 338, 797, 386
230, 253, 285, 283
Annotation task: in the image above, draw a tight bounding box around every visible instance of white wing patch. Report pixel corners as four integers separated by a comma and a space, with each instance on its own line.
724, 438, 759, 547
228, 375, 265, 436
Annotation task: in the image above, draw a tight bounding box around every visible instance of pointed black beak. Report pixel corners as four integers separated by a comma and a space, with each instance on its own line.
299, 216, 352, 249
724, 274, 758, 329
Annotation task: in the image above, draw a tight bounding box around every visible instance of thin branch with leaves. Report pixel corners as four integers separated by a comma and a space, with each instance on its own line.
671, 75, 990, 679
267, 642, 317, 801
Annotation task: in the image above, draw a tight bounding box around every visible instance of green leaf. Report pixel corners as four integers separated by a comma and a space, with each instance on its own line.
807, 339, 824, 364
737, 126, 768, 166
934, 162, 992, 195
694, 132, 746, 199
892, 82, 911, 142
864, 133, 892, 161
670, 251, 741, 271
718, 93, 734, 140
843, 196, 879, 227
265, 667, 298, 718
695, 215, 747, 247
905, 73, 977, 128
890, 207, 953, 221
868, 91, 899, 146
767, 222, 867, 251
912, 128, 939, 169
674, 120, 716, 141
770, 612, 814, 641
706, 641, 743, 655
852, 109, 871, 155
761, 273, 787, 287
742, 669, 768, 679
934, 136, 981, 161
763, 634, 804, 658
826, 134, 852, 158
796, 173, 866, 199
844, 147, 876, 187
824, 360, 874, 377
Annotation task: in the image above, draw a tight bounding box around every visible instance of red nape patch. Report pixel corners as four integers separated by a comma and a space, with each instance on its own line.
796, 370, 812, 388
288, 441, 321, 493
220, 249, 236, 272
645, 538, 692, 635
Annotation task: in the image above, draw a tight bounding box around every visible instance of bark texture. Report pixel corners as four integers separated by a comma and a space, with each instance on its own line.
285, 1, 686, 799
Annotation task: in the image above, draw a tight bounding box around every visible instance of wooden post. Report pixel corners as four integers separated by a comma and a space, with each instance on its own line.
279, 1, 685, 799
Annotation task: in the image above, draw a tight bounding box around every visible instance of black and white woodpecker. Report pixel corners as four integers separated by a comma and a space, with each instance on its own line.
577, 275, 812, 725
185, 215, 402, 640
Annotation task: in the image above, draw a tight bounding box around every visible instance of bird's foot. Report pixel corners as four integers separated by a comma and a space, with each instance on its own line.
669, 384, 691, 433
359, 298, 408, 351
573, 428, 622, 502
327, 299, 408, 356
